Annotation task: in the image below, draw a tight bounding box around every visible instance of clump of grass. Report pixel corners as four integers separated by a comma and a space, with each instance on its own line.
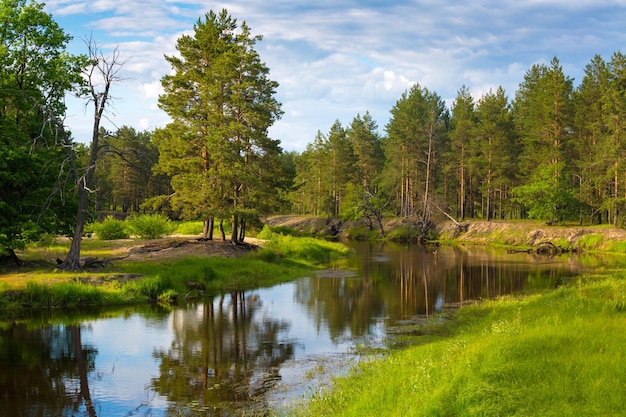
258, 225, 351, 266
386, 226, 423, 243
603, 240, 626, 253
21, 281, 111, 308
299, 271, 626, 417
577, 233, 605, 250
342, 225, 379, 241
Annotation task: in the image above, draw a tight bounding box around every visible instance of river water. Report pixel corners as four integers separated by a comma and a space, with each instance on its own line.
0, 243, 592, 416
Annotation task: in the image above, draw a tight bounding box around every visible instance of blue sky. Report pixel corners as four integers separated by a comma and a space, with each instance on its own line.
43, 0, 626, 151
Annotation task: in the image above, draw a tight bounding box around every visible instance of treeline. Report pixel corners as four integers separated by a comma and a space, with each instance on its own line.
4, 0, 626, 263
289, 54, 626, 227
96, 54, 626, 228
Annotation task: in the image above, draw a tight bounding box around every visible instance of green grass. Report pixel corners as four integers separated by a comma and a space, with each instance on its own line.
298, 270, 626, 417
0, 232, 349, 311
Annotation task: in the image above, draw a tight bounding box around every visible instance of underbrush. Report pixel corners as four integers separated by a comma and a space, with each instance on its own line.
299, 271, 626, 417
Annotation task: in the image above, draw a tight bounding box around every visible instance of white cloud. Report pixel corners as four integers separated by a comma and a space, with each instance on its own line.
43, 0, 626, 151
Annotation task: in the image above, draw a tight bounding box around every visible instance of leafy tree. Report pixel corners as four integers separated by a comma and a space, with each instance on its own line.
155, 9, 283, 242
0, 0, 87, 262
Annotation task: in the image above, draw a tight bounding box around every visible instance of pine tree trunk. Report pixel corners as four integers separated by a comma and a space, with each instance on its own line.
219, 219, 226, 241
202, 217, 214, 240
231, 214, 239, 244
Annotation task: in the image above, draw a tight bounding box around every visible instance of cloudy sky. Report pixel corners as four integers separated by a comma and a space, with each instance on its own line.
43, 0, 626, 152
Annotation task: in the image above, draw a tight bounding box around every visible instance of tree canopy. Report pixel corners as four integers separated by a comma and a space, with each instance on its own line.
154, 9, 283, 242
0, 0, 87, 260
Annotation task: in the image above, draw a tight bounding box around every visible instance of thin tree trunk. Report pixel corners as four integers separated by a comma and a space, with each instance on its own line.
202, 217, 214, 240
219, 219, 226, 241
231, 213, 239, 244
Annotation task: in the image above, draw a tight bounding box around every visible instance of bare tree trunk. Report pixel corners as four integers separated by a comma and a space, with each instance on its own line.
58, 40, 124, 271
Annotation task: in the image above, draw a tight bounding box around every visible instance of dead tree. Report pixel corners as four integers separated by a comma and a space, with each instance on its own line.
58, 39, 126, 271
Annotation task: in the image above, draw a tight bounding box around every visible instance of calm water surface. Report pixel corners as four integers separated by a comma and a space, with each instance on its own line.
1, 243, 591, 416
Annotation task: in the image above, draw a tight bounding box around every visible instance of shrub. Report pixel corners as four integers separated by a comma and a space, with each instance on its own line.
93, 216, 130, 240
127, 214, 175, 239
175, 221, 204, 235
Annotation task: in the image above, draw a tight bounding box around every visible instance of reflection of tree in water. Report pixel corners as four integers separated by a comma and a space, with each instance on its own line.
298, 243, 580, 336
294, 272, 386, 342
0, 323, 98, 416
151, 291, 295, 415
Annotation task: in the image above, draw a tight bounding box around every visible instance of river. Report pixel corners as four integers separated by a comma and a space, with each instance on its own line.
0, 243, 592, 416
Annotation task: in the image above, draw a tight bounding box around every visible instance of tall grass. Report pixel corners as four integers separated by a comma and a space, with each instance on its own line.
258, 225, 351, 266
299, 271, 626, 417
1, 231, 349, 311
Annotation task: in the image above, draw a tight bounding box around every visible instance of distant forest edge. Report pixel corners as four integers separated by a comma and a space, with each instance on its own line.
3, 1, 626, 262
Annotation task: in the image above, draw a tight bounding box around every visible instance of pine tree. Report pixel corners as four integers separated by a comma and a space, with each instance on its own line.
473, 87, 518, 220
449, 86, 475, 220
383, 84, 448, 219
512, 57, 577, 222
573, 55, 611, 224
155, 9, 283, 242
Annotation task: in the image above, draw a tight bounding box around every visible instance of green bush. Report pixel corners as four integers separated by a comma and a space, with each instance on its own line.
93, 216, 130, 240
175, 221, 205, 235
127, 214, 175, 239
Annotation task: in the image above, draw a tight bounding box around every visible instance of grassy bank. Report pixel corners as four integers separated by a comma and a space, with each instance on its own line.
0, 229, 350, 312
298, 269, 626, 416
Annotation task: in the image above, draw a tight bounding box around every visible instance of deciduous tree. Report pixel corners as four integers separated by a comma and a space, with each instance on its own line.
0, 0, 86, 263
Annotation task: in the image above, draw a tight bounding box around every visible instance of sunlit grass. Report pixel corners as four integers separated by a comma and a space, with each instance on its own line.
298, 271, 626, 417
0, 231, 349, 311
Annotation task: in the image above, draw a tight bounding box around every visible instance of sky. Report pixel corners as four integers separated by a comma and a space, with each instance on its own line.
43, 0, 626, 152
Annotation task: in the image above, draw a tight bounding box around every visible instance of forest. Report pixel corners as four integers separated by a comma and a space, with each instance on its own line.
2, 0, 626, 261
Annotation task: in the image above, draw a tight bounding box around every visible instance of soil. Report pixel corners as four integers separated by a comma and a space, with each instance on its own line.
124, 237, 261, 261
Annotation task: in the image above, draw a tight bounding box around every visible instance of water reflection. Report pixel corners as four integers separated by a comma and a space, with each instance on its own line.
152, 292, 295, 415
0, 244, 586, 416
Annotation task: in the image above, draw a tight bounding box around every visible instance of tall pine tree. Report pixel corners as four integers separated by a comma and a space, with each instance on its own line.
155, 9, 283, 242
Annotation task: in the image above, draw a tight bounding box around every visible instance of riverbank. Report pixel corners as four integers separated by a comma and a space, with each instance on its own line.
266, 215, 626, 251
297, 267, 626, 416
0, 230, 350, 313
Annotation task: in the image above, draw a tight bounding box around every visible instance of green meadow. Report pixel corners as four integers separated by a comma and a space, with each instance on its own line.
297, 269, 626, 417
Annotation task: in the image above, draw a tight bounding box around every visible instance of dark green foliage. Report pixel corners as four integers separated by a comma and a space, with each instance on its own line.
0, 0, 86, 256
154, 9, 284, 242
